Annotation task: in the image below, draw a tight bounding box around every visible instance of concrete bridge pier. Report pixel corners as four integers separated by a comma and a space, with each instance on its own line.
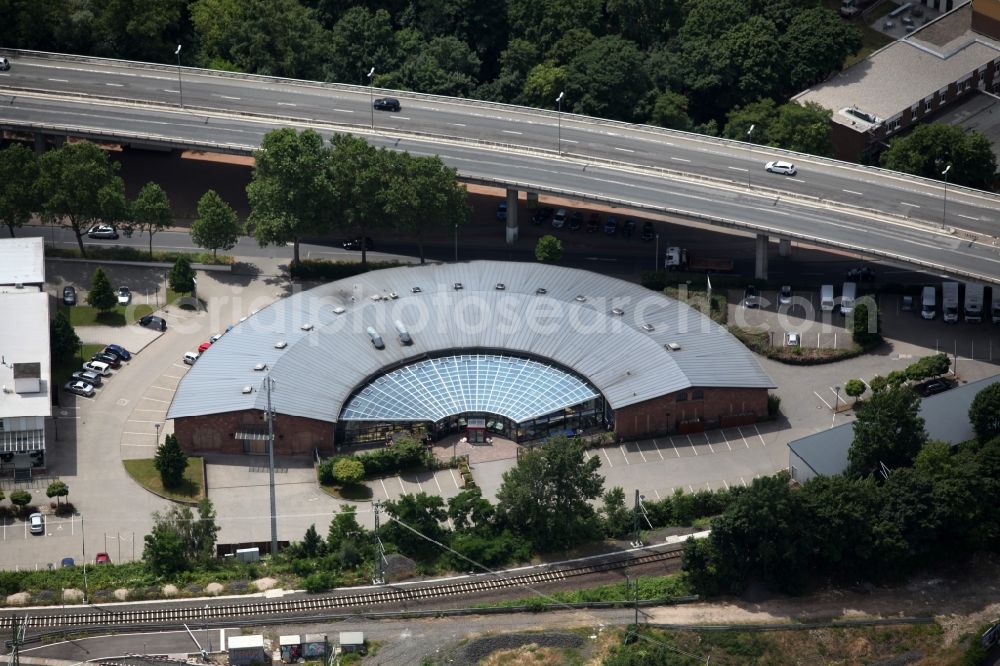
505, 187, 518, 244
755, 233, 769, 280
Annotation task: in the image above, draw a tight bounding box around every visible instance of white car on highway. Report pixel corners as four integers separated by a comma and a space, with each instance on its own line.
765, 161, 797, 176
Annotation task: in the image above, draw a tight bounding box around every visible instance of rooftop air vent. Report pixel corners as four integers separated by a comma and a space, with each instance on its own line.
642, 323, 655, 332
241, 386, 253, 394
370, 294, 382, 301
367, 326, 385, 350
575, 295, 587, 302
665, 342, 681, 351
274, 341, 287, 349
454, 282, 463, 290
611, 307, 624, 316
239, 316, 248, 323
332, 306, 346, 314
253, 363, 267, 371
411, 286, 422, 293
536, 288, 547, 295
495, 283, 506, 290
388, 292, 399, 300
301, 323, 314, 331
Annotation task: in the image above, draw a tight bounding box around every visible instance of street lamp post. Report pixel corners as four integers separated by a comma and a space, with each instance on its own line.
454, 223, 458, 262
367, 67, 376, 130
654, 233, 660, 273
556, 92, 565, 155
155, 422, 161, 448
941, 164, 952, 230
746, 124, 755, 189
174, 45, 183, 108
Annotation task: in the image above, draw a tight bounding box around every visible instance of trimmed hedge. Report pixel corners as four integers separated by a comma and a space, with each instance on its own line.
318, 438, 435, 484
289, 258, 407, 281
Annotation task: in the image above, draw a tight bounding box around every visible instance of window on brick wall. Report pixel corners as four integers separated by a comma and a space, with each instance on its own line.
676, 392, 688, 402
692, 390, 704, 400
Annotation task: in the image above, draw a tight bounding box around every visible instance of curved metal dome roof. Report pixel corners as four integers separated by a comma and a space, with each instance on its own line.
167, 261, 773, 424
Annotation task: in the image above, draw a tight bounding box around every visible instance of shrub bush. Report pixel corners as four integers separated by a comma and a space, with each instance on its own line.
289, 259, 406, 281
318, 438, 433, 483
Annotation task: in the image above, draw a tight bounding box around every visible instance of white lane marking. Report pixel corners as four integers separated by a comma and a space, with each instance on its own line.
704, 433, 715, 454
333, 108, 354, 113
652, 439, 664, 460
277, 102, 297, 107
163, 89, 178, 94
502, 130, 523, 135
601, 447, 615, 468
218, 95, 241, 100
449, 468, 461, 489
687, 435, 698, 456
105, 83, 124, 87
728, 166, 748, 172
450, 123, 466, 127
843, 189, 863, 196
958, 214, 979, 221
614, 147, 635, 153
141, 397, 169, 403
671, 157, 691, 163
813, 390, 833, 409
561, 139, 578, 143
669, 437, 680, 458
48, 78, 69, 83
900, 201, 921, 208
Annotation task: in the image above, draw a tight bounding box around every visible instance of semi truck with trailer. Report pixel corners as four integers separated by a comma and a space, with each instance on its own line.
664, 247, 734, 272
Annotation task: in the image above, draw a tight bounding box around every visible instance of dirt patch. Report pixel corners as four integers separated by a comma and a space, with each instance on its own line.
205, 582, 224, 595
5, 592, 30, 606
162, 584, 179, 597
253, 577, 278, 591
62, 588, 83, 602
455, 632, 585, 665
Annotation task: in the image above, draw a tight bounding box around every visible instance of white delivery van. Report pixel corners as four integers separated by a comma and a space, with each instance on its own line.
942, 281, 959, 323
820, 284, 835, 312
921, 286, 936, 320
964, 283, 984, 323
840, 282, 857, 315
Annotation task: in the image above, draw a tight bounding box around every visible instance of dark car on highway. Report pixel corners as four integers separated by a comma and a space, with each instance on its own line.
62, 286, 77, 306
373, 97, 401, 111
343, 236, 374, 251
139, 315, 166, 331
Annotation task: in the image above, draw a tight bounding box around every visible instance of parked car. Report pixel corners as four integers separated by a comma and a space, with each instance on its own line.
61, 557, 76, 568
640, 221, 655, 242
622, 219, 636, 238
586, 213, 600, 233
29, 512, 44, 535
103, 344, 132, 361
551, 208, 567, 229
64, 380, 96, 397
95, 552, 111, 564
567, 211, 583, 231
82, 360, 111, 376
0, 57, 10, 72
91, 352, 121, 368
71, 370, 103, 387
138, 315, 166, 331
183, 351, 199, 365
901, 295, 914, 311
778, 285, 793, 306
62, 286, 77, 306
342, 237, 374, 251
373, 97, 401, 111
764, 160, 797, 176
786, 332, 801, 347
116, 286, 131, 305
496, 201, 508, 221
86, 224, 119, 239
603, 216, 618, 235
917, 379, 952, 397
198, 341, 211, 353
531, 207, 553, 225
210, 332, 224, 344
744, 285, 760, 308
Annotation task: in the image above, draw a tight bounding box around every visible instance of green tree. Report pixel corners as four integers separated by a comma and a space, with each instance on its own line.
328, 7, 398, 84
380, 34, 481, 97
648, 89, 695, 132
382, 492, 449, 561
848, 385, 927, 478
86, 267, 117, 313
381, 152, 470, 264
50, 311, 81, 363
0, 144, 40, 237
327, 505, 365, 551
144, 522, 188, 575
154, 433, 188, 489
130, 182, 173, 258
190, 498, 220, 560
534, 234, 563, 262
564, 35, 650, 122
9, 489, 32, 513
447, 487, 496, 532
36, 141, 128, 257
507, 0, 603, 55
601, 487, 634, 539
89, 0, 188, 63
300, 523, 324, 558
521, 62, 566, 109
46, 480, 69, 506
850, 300, 881, 347
767, 102, 833, 157
869, 375, 888, 393
969, 382, 1000, 444
844, 379, 866, 402
881, 124, 997, 189
191, 190, 241, 258
329, 134, 388, 266
168, 255, 196, 294
496, 436, 604, 551
780, 8, 862, 91
332, 457, 365, 486
248, 128, 335, 265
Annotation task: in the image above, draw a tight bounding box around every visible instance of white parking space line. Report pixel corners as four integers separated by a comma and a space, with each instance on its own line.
127, 419, 164, 424
380, 478, 389, 498
148, 386, 175, 392
687, 435, 698, 456
652, 439, 664, 460
740, 476, 747, 487
601, 448, 615, 468
133, 408, 164, 413
172, 363, 188, 369
703, 433, 715, 454
620, 444, 634, 464
754, 426, 767, 447
813, 390, 833, 409
449, 469, 461, 489
163, 374, 183, 380
122, 442, 156, 447
122, 431, 155, 436
141, 397, 170, 403
669, 437, 680, 458
433, 474, 443, 495
723, 480, 730, 490
653, 489, 661, 499
724, 435, 733, 451
740, 430, 750, 449
634, 443, 647, 463
688, 484, 694, 492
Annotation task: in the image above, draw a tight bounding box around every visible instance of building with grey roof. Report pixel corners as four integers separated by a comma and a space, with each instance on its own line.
788, 373, 999, 482
168, 261, 773, 456
794, 0, 1000, 161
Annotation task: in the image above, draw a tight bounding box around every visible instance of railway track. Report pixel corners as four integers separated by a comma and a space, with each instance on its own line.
0, 546, 682, 630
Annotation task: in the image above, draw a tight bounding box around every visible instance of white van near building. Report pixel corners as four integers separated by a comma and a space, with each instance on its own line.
820, 284, 835, 312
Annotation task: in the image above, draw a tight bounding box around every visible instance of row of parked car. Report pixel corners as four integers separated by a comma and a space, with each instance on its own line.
498, 203, 658, 240
64, 344, 132, 398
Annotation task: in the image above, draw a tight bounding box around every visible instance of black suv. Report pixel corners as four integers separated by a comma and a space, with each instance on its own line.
139, 315, 167, 331
373, 97, 401, 111
62, 286, 77, 306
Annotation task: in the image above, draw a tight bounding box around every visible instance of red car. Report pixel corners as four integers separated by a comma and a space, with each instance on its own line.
95, 552, 111, 565
198, 342, 211, 353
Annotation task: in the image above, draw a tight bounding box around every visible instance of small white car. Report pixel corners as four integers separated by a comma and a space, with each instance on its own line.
183, 351, 199, 365
786, 332, 801, 347
82, 360, 111, 376
86, 224, 119, 239
29, 512, 44, 535
210, 332, 223, 344
65, 380, 96, 397
765, 161, 797, 176
116, 286, 131, 305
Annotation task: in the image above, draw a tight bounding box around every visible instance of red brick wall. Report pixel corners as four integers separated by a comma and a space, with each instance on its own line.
174, 410, 335, 457
614, 387, 768, 439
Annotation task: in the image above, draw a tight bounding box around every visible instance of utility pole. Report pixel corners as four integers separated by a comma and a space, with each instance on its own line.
372, 500, 387, 585
81, 515, 88, 603
630, 490, 643, 548
265, 377, 278, 557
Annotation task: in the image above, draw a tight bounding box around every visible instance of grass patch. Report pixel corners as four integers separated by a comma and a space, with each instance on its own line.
166, 288, 206, 312
53, 343, 106, 385
48, 245, 233, 265
65, 303, 154, 327
729, 327, 879, 364
474, 574, 692, 609
123, 457, 205, 503
662, 286, 728, 325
